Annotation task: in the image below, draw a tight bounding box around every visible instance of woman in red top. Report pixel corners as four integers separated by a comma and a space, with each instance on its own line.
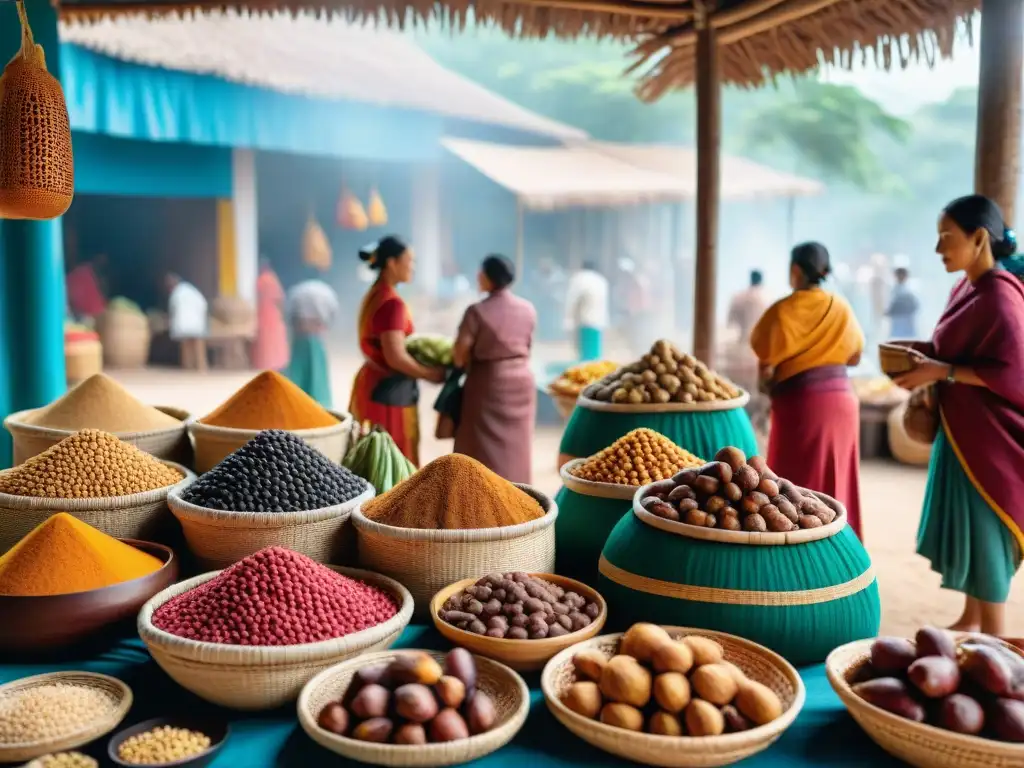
349, 236, 445, 466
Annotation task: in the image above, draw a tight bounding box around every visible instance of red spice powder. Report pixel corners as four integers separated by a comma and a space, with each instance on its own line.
152, 547, 398, 645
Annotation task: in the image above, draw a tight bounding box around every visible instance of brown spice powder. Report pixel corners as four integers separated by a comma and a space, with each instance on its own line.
362, 454, 545, 529
25, 374, 180, 433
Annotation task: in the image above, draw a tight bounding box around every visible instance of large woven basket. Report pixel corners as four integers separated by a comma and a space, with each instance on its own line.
297, 650, 530, 766
826, 638, 1024, 768
0, 462, 194, 551
137, 566, 413, 711
596, 486, 880, 665
554, 459, 636, 586
97, 310, 151, 369
351, 484, 557, 618
4, 405, 193, 467
189, 409, 353, 474
0, 672, 132, 763
167, 484, 375, 569
541, 627, 805, 767
888, 401, 932, 467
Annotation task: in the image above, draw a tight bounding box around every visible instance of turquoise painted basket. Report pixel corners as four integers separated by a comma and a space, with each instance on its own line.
554, 460, 635, 588
598, 486, 881, 666
557, 391, 758, 468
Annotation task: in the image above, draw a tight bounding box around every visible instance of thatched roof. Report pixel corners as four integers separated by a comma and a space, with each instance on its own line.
58, 0, 979, 98
442, 137, 822, 208
59, 12, 586, 139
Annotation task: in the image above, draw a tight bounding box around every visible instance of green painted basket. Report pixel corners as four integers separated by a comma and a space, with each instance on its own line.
554, 460, 636, 587
598, 485, 880, 666
557, 391, 758, 470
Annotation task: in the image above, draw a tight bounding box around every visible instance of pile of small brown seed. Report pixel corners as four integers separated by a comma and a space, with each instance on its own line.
116, 725, 212, 765
26, 752, 99, 768
0, 430, 183, 499
0, 683, 117, 744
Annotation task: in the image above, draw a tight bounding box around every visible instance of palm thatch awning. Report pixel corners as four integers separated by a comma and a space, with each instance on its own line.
442, 137, 822, 208
58, 0, 980, 97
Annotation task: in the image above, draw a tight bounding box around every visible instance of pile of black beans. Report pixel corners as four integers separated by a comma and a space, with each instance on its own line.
182, 429, 369, 512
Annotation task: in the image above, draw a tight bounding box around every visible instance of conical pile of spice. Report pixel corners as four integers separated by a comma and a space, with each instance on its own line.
151, 546, 398, 645
569, 428, 704, 485
362, 454, 545, 529
0, 513, 163, 596
0, 430, 184, 498
201, 370, 339, 431
23, 374, 181, 433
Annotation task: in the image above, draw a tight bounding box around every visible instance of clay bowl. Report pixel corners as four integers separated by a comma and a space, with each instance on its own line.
0, 539, 179, 653
108, 716, 229, 768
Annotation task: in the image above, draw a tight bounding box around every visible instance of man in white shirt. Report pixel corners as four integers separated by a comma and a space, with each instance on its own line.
285, 277, 340, 407
564, 261, 609, 361
165, 272, 208, 372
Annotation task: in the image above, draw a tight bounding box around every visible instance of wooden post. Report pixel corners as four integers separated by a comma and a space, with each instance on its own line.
693, 1, 721, 366
975, 0, 1024, 225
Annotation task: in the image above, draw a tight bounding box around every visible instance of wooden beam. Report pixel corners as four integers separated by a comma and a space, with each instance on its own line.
498, 0, 694, 19
693, 1, 720, 366
974, 0, 1023, 224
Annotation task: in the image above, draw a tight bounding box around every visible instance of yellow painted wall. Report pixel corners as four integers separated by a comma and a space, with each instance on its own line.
216, 198, 237, 297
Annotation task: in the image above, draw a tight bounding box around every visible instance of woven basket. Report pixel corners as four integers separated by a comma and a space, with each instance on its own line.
351, 484, 557, 619
554, 459, 636, 586
167, 484, 375, 569
547, 389, 579, 421
597, 487, 880, 665
297, 649, 530, 766
826, 638, 1024, 768
97, 310, 151, 369
189, 410, 353, 474
4, 406, 193, 467
64, 337, 103, 384
541, 627, 805, 767
888, 401, 932, 467
0, 462, 194, 551
878, 342, 917, 377
576, 389, 751, 414
0, 4, 73, 221
0, 672, 132, 763
137, 566, 413, 711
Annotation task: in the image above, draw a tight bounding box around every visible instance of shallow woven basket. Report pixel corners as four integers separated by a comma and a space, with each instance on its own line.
826, 638, 1024, 768
0, 461, 194, 551
97, 311, 151, 369
351, 484, 557, 618
575, 389, 750, 414
4, 405, 193, 467
0, 671, 132, 763
631, 483, 848, 546
189, 409, 353, 474
167, 483, 375, 569
541, 627, 805, 767
878, 342, 917, 377
297, 649, 530, 766
137, 566, 413, 711
64, 338, 103, 384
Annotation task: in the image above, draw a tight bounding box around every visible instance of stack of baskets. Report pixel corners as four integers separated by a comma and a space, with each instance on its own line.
97, 306, 151, 369
598, 487, 880, 665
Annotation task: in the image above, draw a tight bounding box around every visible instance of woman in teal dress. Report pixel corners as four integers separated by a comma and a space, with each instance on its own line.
895, 195, 1024, 636
285, 276, 340, 408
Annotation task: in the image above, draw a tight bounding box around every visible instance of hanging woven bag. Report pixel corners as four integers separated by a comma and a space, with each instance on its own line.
302, 215, 332, 271
368, 187, 388, 227
0, 1, 73, 220
336, 187, 368, 231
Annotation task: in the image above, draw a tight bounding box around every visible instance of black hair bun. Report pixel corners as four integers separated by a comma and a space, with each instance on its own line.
996, 227, 1018, 260
358, 241, 379, 263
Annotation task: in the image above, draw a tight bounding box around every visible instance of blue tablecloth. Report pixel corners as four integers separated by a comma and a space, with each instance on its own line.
0, 625, 902, 767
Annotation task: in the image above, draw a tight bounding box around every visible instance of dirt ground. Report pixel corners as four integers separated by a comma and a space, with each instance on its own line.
110, 357, 1024, 639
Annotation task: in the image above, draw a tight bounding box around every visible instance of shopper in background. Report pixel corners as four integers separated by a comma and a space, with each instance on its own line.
727, 269, 769, 346
349, 236, 445, 466
285, 272, 340, 407
66, 253, 108, 324
453, 255, 537, 484
885, 260, 920, 339
894, 194, 1024, 636
750, 242, 865, 539
165, 272, 209, 372
253, 258, 289, 372
564, 261, 609, 361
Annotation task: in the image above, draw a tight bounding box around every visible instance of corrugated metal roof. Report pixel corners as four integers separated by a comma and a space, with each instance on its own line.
443, 138, 823, 209
59, 12, 587, 141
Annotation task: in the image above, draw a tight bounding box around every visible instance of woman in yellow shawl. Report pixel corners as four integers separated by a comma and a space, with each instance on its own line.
750, 242, 865, 537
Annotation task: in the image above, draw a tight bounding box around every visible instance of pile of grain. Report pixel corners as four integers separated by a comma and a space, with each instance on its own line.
23, 374, 180, 433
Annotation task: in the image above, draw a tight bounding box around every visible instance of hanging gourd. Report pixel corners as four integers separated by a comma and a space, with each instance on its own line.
368, 188, 388, 227
0, 1, 73, 220
302, 215, 332, 271
336, 186, 368, 231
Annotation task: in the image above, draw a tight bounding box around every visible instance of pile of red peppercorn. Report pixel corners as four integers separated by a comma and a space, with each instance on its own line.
151, 547, 399, 645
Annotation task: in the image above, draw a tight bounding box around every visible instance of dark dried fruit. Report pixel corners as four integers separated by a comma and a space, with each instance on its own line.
317, 702, 349, 735
961, 644, 1015, 696
907, 656, 960, 698
700, 462, 733, 484
990, 698, 1024, 742
870, 637, 917, 674
915, 627, 955, 660
721, 704, 752, 733
714, 447, 747, 472
937, 693, 985, 735
852, 678, 926, 722
743, 513, 767, 533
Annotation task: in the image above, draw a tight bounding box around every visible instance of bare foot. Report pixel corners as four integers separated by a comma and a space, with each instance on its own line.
948, 619, 981, 632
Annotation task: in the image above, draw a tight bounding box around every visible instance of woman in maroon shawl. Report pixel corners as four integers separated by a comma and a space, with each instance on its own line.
895, 195, 1024, 635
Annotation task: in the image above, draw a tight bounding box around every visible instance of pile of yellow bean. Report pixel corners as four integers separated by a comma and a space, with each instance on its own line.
116, 725, 212, 765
